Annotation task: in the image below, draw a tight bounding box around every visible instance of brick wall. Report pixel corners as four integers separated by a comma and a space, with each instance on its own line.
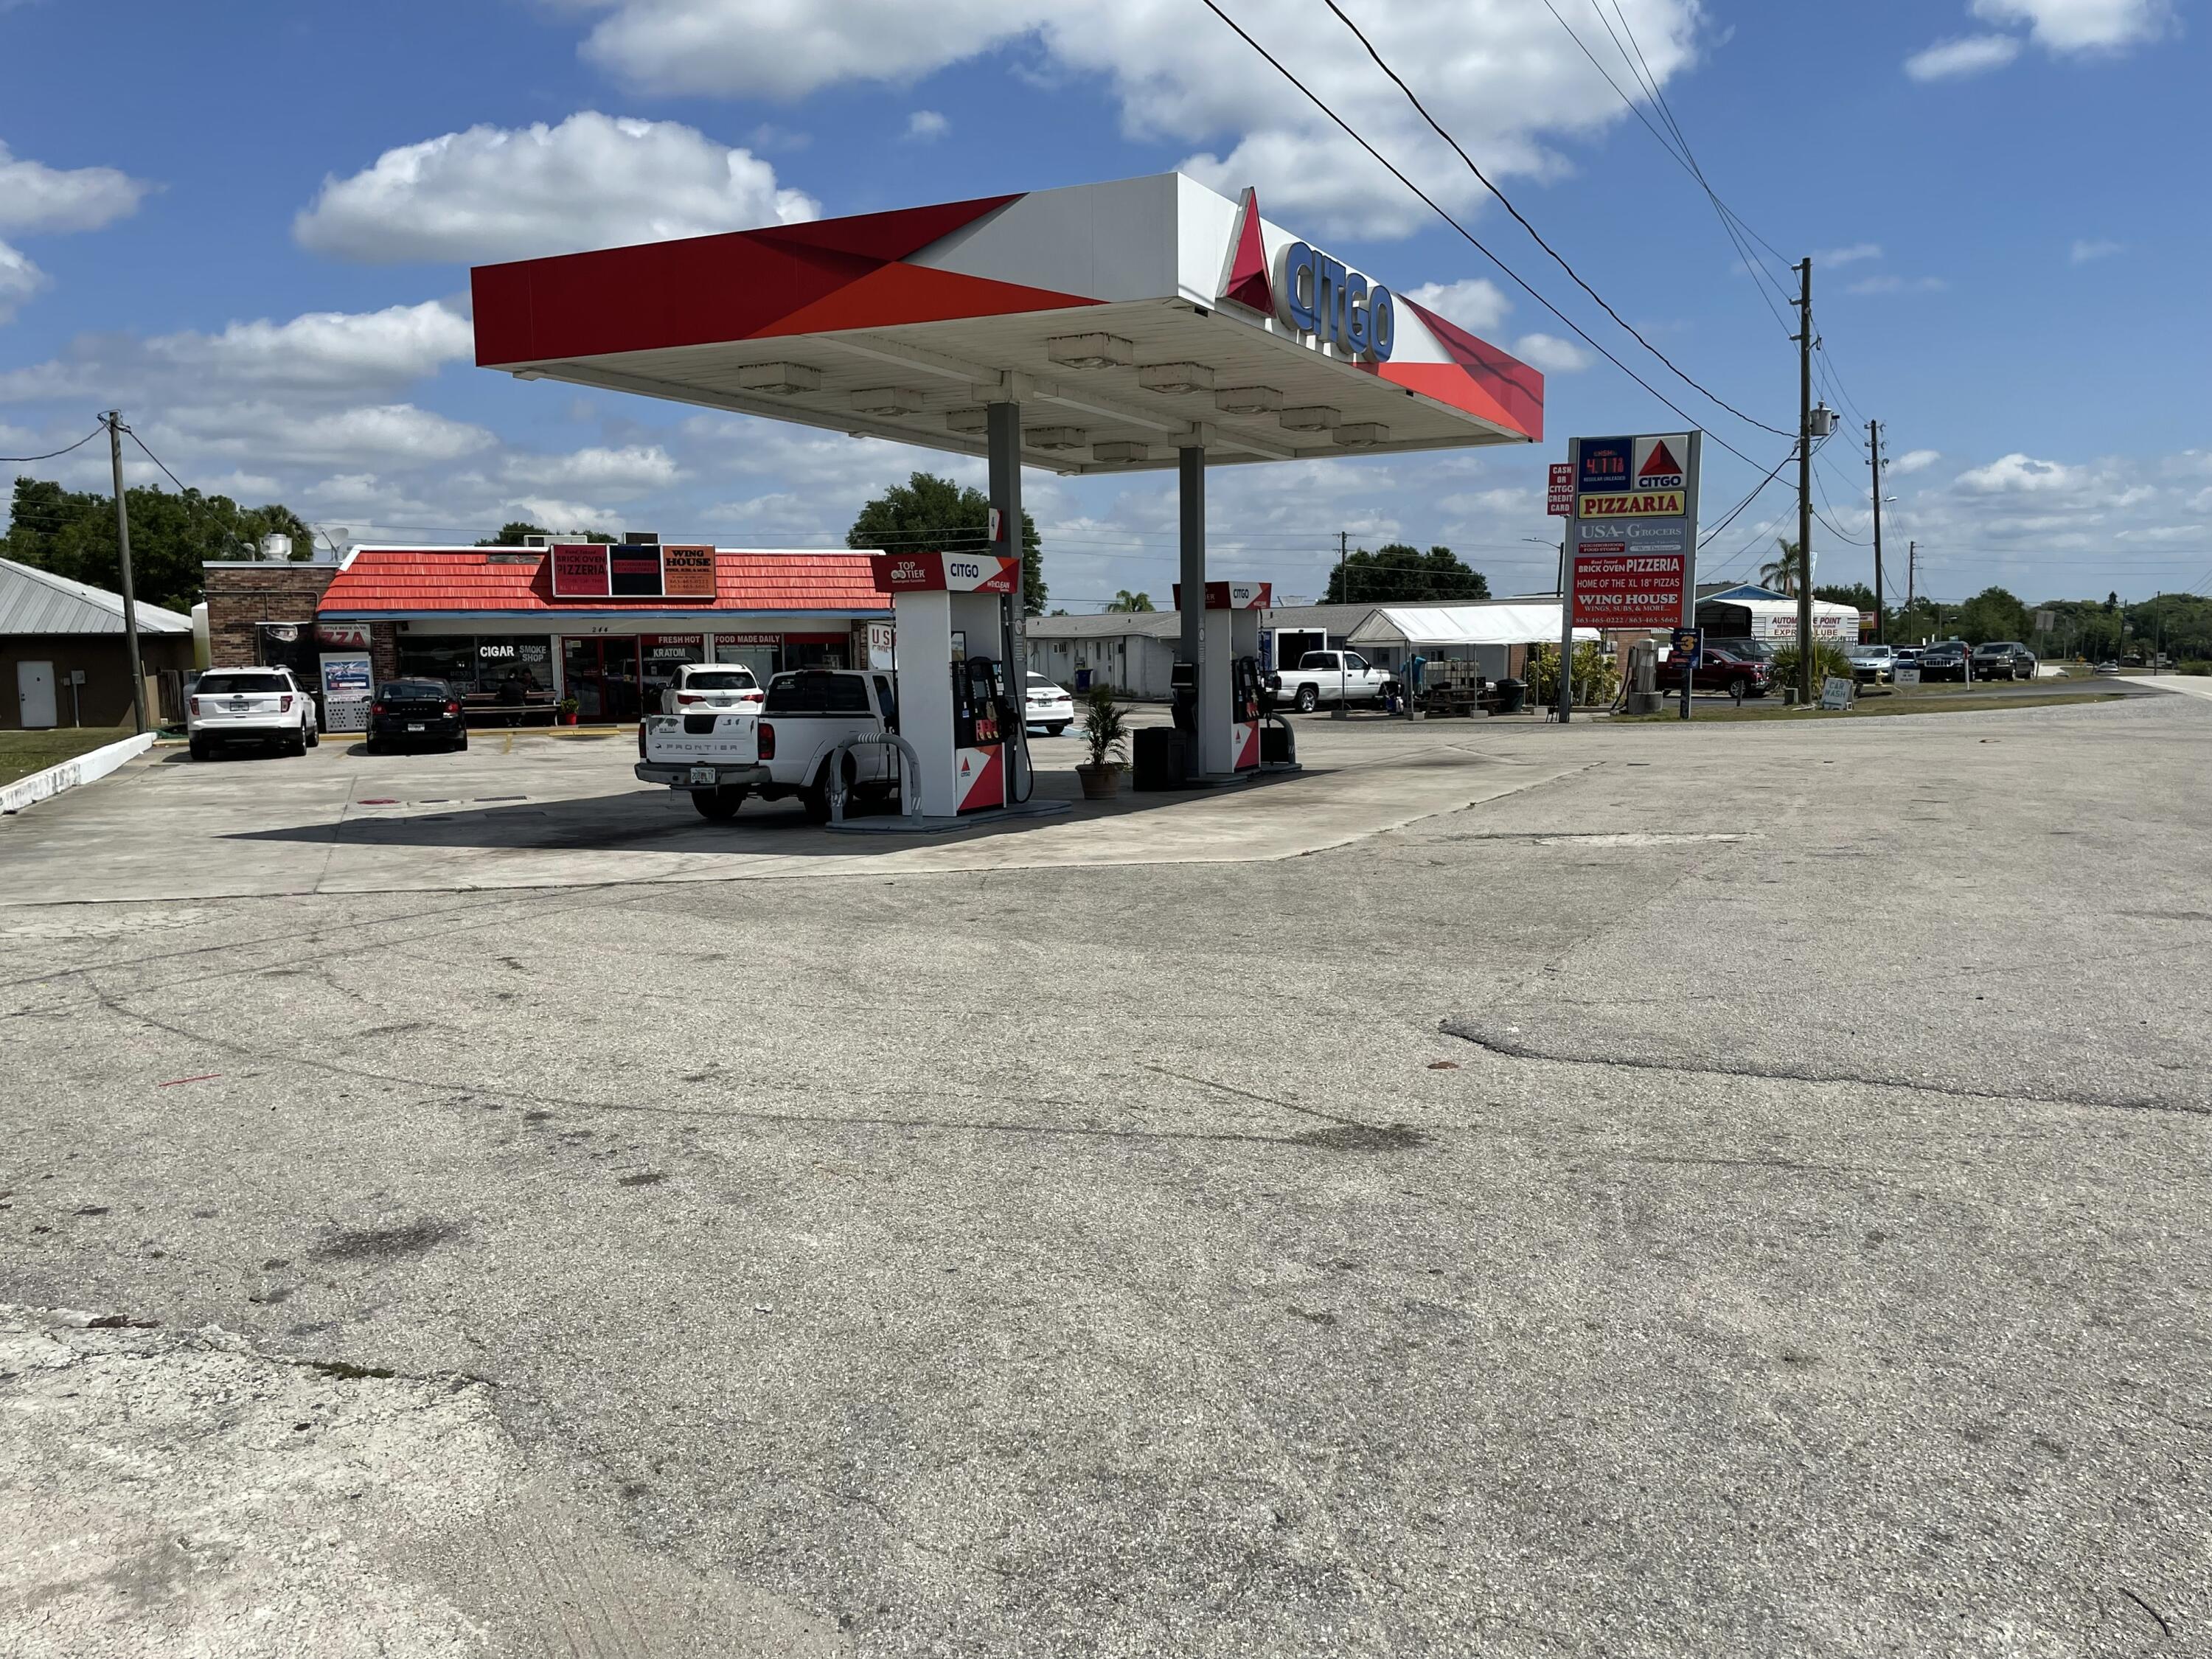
202, 562, 338, 668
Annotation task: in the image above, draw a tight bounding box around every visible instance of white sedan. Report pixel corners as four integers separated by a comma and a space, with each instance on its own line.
661, 663, 765, 715
1024, 672, 1075, 735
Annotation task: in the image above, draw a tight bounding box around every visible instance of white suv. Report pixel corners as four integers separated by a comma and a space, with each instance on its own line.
660, 662, 764, 714
188, 667, 319, 759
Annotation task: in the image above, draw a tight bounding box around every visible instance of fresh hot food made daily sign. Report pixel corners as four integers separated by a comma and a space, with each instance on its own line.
1568, 432, 1702, 630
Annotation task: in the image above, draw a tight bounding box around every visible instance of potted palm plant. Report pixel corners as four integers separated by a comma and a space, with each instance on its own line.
557, 696, 580, 726
1077, 683, 1127, 800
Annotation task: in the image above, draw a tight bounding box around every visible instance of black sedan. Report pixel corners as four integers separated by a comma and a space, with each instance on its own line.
366, 679, 469, 753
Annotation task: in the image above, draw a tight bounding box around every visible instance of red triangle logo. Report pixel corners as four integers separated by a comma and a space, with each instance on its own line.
1638, 439, 1683, 481
1220, 187, 1273, 316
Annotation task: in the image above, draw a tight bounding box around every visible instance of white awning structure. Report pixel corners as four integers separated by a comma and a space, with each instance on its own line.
1700, 596, 1860, 640
1349, 603, 1598, 650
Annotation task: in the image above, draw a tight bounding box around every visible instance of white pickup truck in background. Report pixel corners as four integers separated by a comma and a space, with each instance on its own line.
1266, 650, 1391, 712
636, 667, 902, 821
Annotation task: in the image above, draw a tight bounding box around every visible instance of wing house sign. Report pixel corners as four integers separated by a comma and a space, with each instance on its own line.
547, 543, 720, 601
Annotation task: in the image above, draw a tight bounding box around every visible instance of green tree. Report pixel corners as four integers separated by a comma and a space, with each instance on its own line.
1105, 589, 1155, 612
1958, 585, 2032, 644
1756, 538, 1803, 596
846, 471, 1046, 615
1324, 543, 1489, 604
1814, 582, 1878, 613
3, 476, 314, 612
476, 519, 619, 546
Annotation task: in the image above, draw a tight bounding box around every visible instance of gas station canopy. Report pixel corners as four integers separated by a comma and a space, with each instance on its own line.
472, 173, 1543, 476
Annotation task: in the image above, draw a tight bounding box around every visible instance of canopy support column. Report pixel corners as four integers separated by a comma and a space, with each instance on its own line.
1179, 445, 1218, 770
989, 400, 1030, 798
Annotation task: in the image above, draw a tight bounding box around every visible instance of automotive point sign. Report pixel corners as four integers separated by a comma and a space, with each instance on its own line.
1568, 431, 1701, 631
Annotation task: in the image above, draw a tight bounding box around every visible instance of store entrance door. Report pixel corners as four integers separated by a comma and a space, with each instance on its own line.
561, 636, 642, 721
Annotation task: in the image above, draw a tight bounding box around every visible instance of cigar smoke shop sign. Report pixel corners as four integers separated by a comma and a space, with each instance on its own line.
1568, 432, 1702, 630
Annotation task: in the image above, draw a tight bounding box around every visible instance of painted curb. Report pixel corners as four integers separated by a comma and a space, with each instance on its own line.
1, 732, 156, 815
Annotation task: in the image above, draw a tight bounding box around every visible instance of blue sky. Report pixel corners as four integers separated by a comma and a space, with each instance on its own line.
1, 0, 2203, 609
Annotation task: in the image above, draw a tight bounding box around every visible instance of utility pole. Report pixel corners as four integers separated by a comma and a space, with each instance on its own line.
1868, 418, 1886, 645
1334, 529, 1349, 717
1792, 258, 1815, 701
104, 411, 148, 735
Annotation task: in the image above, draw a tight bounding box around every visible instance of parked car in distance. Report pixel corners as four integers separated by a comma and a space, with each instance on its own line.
1655, 644, 1773, 699
660, 662, 762, 715
1971, 641, 2028, 681
1918, 641, 1971, 682
1267, 650, 1391, 712
187, 667, 319, 759
366, 679, 468, 754
1846, 643, 1897, 685
2093, 660, 2122, 676
2007, 643, 2039, 678
1024, 672, 1074, 735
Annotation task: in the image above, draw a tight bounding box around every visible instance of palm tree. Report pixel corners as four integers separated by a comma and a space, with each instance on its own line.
1105, 589, 1155, 613
1757, 538, 1804, 596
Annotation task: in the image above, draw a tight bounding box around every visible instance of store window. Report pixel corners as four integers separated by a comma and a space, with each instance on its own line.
639, 634, 706, 713
398, 635, 556, 723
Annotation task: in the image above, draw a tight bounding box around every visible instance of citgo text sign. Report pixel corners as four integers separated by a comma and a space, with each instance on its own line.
1568, 431, 1700, 632
1276, 242, 1395, 362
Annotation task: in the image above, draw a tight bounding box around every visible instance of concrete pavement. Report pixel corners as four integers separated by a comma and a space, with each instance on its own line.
2, 689, 2207, 1656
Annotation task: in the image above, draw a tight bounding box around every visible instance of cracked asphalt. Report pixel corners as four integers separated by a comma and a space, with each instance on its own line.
2, 688, 2208, 1656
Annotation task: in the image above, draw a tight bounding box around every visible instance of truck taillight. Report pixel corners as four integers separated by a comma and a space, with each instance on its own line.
371, 702, 385, 715
445, 700, 461, 714
280, 695, 293, 712
757, 722, 775, 759
187, 697, 200, 716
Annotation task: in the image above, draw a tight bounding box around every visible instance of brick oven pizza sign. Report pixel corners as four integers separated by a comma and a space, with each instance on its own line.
1571, 551, 1688, 630
550, 543, 610, 599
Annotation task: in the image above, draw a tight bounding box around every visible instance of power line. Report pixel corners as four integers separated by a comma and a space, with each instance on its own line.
1194, 0, 1767, 466
0, 425, 105, 464
1316, 0, 1792, 439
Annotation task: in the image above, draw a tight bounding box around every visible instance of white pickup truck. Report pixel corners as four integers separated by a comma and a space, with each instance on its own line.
635, 667, 903, 821
1267, 649, 1391, 712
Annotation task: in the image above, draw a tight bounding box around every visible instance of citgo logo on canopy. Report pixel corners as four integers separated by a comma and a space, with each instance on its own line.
1276, 242, 1396, 362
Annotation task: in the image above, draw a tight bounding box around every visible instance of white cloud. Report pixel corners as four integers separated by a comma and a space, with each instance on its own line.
1905, 34, 2024, 79
501, 444, 681, 493
293, 111, 819, 264
1511, 333, 1592, 374
145, 301, 474, 389
904, 110, 950, 142
0, 239, 44, 324
1969, 0, 2174, 52
0, 141, 153, 234
1891, 449, 1942, 476
1846, 274, 1948, 296
2070, 237, 2124, 263
1401, 278, 1512, 334
1954, 453, 2085, 494
1816, 243, 1883, 267
158, 403, 499, 467
566, 0, 1704, 239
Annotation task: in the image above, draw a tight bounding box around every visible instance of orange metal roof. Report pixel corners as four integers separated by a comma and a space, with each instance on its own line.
318, 546, 891, 617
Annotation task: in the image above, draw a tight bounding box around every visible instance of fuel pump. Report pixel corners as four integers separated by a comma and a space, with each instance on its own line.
1230, 655, 1264, 771
949, 655, 1010, 811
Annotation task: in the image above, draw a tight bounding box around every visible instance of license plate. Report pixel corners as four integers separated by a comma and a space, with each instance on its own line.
407, 723, 425, 731
689, 765, 717, 785
228, 701, 248, 711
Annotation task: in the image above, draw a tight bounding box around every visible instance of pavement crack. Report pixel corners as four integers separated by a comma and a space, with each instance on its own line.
1441, 1020, 2210, 1118
2118, 1587, 2173, 1641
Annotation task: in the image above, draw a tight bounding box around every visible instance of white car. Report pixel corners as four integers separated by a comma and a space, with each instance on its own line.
661, 662, 764, 715
187, 667, 319, 759
1023, 672, 1074, 735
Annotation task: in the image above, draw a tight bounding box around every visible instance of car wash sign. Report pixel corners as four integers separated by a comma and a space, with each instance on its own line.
1568, 431, 1701, 630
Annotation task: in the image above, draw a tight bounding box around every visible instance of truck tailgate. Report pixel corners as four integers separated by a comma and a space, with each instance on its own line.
643, 712, 760, 766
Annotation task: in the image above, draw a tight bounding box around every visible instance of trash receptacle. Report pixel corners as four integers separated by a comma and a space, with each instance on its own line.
1133, 725, 1194, 790
1074, 669, 1091, 692
1493, 677, 1528, 714
1261, 720, 1295, 765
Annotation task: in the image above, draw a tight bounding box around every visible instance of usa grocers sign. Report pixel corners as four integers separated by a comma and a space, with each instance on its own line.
1568, 431, 1700, 630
